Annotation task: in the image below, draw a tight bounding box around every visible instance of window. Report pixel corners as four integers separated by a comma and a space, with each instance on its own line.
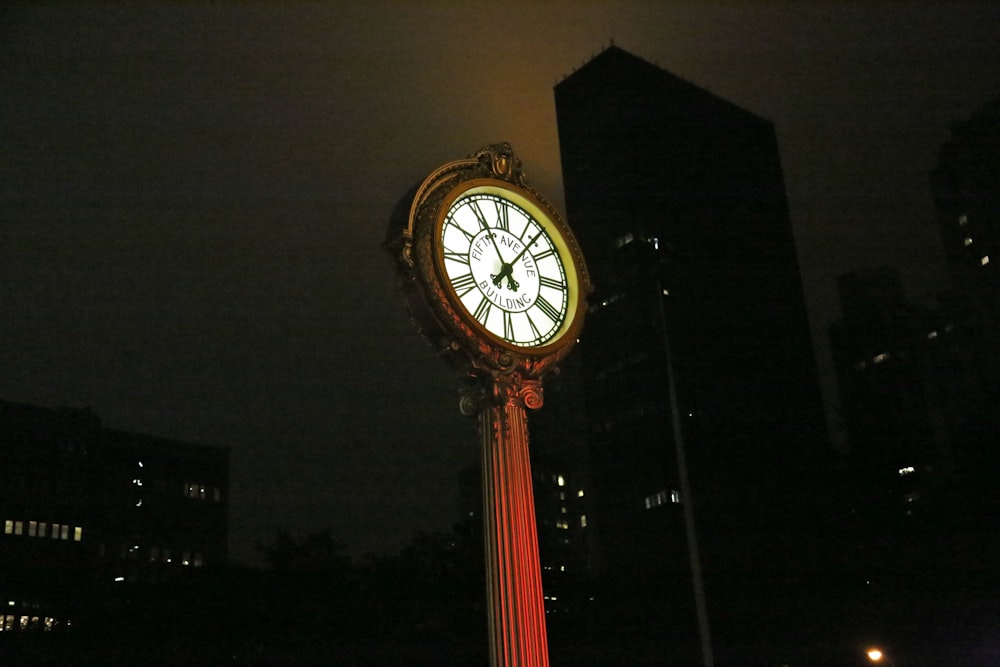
60, 525, 69, 541
981, 255, 990, 266
958, 214, 968, 226
51, 524, 60, 539
580, 515, 587, 528
873, 353, 891, 364
4, 520, 12, 535
28, 521, 37, 537
14, 521, 22, 536
73, 526, 82, 542
963, 237, 973, 246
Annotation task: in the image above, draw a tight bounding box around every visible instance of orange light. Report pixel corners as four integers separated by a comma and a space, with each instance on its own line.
867, 648, 884, 662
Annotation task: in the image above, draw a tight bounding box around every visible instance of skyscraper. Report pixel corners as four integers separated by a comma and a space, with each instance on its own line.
547, 45, 829, 661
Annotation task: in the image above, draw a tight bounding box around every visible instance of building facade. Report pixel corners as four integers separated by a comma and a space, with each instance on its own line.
0, 399, 229, 638
544, 45, 830, 661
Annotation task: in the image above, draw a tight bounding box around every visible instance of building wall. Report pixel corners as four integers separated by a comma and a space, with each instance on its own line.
0, 399, 229, 635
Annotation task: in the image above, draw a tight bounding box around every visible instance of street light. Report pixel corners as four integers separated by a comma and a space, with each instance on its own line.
866, 648, 884, 662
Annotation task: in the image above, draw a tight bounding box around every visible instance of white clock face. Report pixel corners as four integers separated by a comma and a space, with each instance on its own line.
440, 189, 572, 348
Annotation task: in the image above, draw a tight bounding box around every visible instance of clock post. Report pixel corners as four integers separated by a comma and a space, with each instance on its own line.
388, 144, 590, 667
461, 372, 548, 666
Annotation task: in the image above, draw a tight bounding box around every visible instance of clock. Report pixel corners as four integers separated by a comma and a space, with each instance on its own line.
437, 182, 576, 349
391, 143, 590, 377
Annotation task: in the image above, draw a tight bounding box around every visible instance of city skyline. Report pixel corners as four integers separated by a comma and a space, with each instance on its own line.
3, 3, 999, 564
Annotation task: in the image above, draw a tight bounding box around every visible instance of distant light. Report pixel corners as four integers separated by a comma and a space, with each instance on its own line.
577, 489, 584, 497
981, 255, 990, 266
958, 214, 968, 226
899, 466, 915, 476
866, 648, 884, 662
662, 288, 669, 296
927, 331, 938, 340
114, 576, 125, 583
873, 352, 890, 364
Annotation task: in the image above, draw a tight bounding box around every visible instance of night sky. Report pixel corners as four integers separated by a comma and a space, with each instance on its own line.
3, 3, 999, 565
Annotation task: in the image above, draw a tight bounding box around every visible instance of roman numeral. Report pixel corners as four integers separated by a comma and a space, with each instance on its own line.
534, 296, 562, 323
444, 250, 469, 265
532, 246, 556, 261
525, 311, 542, 341
503, 311, 514, 341
493, 200, 509, 231
473, 296, 492, 323
539, 275, 565, 291
469, 200, 490, 230
451, 273, 477, 297
447, 219, 474, 241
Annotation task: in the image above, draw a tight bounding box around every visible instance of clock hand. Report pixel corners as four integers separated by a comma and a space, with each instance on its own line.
492, 230, 544, 290
509, 230, 545, 266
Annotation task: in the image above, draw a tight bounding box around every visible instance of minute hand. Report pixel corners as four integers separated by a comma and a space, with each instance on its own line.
510, 230, 545, 265
492, 230, 545, 288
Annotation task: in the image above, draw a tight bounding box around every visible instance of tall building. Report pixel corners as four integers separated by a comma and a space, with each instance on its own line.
829, 267, 981, 493
546, 46, 829, 661
0, 399, 229, 638
929, 92, 1000, 430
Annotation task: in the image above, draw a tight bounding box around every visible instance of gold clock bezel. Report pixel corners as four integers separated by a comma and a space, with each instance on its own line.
394, 143, 590, 377
433, 179, 583, 355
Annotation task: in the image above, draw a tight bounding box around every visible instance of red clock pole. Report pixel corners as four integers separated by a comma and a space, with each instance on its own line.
463, 372, 549, 667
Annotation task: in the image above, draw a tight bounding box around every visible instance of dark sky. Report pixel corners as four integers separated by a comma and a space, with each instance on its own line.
2, 2, 999, 564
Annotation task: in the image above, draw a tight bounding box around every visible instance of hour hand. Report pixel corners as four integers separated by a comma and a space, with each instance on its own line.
491, 264, 519, 291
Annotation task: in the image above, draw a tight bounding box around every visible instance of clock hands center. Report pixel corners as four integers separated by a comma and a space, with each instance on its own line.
491, 229, 544, 290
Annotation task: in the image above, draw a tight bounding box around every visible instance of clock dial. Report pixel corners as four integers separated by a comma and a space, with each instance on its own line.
440, 191, 571, 348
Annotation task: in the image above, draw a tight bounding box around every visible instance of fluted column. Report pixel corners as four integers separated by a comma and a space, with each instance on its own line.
465, 373, 549, 667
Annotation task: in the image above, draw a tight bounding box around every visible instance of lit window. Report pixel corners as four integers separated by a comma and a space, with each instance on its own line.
873, 353, 890, 364
580, 515, 587, 528
981, 255, 990, 266
963, 237, 973, 246
38, 522, 46, 537
958, 214, 968, 226
14, 521, 23, 536
60, 525, 69, 540
556, 475, 565, 487
671, 490, 682, 504
4, 520, 12, 535
74, 526, 82, 542
51, 523, 60, 539
899, 466, 915, 476
927, 331, 938, 340
577, 490, 584, 497
28, 521, 37, 537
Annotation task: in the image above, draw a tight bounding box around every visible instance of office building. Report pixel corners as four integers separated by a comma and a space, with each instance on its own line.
546, 45, 829, 660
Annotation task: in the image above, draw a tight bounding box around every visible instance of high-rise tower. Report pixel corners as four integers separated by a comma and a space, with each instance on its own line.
548, 45, 829, 661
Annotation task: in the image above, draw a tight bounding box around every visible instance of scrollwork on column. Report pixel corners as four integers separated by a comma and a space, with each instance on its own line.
487, 372, 544, 411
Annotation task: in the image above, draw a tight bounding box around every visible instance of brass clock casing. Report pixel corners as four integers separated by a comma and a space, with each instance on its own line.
390, 143, 591, 378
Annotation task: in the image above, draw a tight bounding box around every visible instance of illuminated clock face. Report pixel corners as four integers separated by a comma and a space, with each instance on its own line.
440, 188, 572, 348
